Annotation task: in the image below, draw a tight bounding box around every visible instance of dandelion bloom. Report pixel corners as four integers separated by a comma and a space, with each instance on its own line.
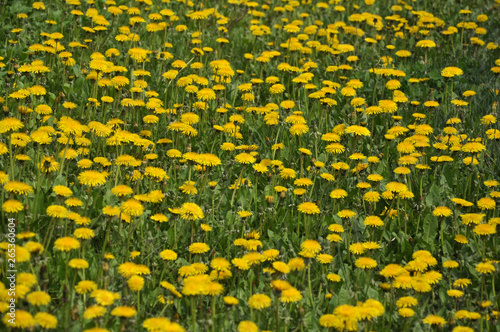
53, 185, 72, 197
83, 305, 107, 319
443, 260, 459, 269
17, 273, 37, 287
396, 296, 418, 308
461, 142, 486, 153
127, 276, 144, 292
237, 210, 253, 218
121, 199, 144, 217
441, 66, 463, 77
363, 191, 380, 203
91, 289, 120, 306
338, 209, 357, 219
345, 125, 371, 136
475, 262, 495, 274
452, 327, 474, 332
224, 296, 239, 305
288, 258, 305, 271
272, 261, 290, 274
299, 240, 322, 258
385, 182, 408, 193
423, 314, 446, 327
54, 237, 80, 251
160, 249, 178, 261
197, 88, 216, 101
297, 202, 320, 214
75, 280, 98, 294
280, 287, 303, 303
398, 308, 415, 317
78, 170, 107, 187
111, 306, 137, 318
432, 206, 452, 217
333, 304, 360, 331
238, 321, 258, 332
447, 289, 464, 298
355, 257, 377, 269
34, 312, 57, 329
232, 258, 250, 270
4, 181, 34, 195
235, 153, 256, 164
451, 198, 474, 207
454, 234, 469, 244
452, 279, 471, 290
270, 83, 285, 94
46, 205, 68, 218
380, 264, 404, 278
416, 40, 436, 48
271, 280, 292, 291
473, 223, 496, 236
330, 189, 348, 199
460, 213, 485, 225
26, 291, 51, 306
151, 214, 168, 223
364, 216, 384, 227
196, 153, 221, 167
289, 123, 309, 136
2, 310, 35, 328
423, 271, 442, 284
481, 114, 497, 125
477, 197, 496, 210
316, 254, 333, 264
248, 294, 272, 310
189, 242, 210, 254
319, 314, 341, 328
395, 50, 411, 57
358, 299, 385, 319
69, 258, 89, 269
326, 143, 345, 154
325, 273, 341, 282
111, 185, 133, 197
128, 47, 150, 61
179, 202, 204, 220
0, 117, 24, 133
209, 258, 230, 272
325, 225, 343, 237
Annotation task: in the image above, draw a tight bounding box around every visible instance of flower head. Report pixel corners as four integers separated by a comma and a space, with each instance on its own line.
54, 237, 80, 251
355, 257, 377, 269
235, 153, 256, 164
423, 314, 446, 327
238, 321, 258, 332
299, 240, 321, 257
248, 294, 272, 310
297, 202, 320, 214
189, 242, 210, 254
441, 66, 463, 77
476, 262, 495, 274
78, 170, 107, 187
180, 202, 204, 220
433, 206, 452, 217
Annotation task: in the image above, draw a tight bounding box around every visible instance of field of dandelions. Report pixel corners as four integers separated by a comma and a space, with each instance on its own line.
0, 0, 499, 331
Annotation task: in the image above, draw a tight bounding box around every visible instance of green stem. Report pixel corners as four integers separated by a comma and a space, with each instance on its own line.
58, 135, 71, 177
42, 217, 55, 249
191, 297, 197, 332
8, 134, 15, 180
275, 296, 280, 332
67, 271, 78, 329
230, 168, 245, 206
211, 297, 216, 332
307, 264, 313, 305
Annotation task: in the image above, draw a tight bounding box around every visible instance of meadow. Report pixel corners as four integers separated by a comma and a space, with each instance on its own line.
0, 0, 499, 331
